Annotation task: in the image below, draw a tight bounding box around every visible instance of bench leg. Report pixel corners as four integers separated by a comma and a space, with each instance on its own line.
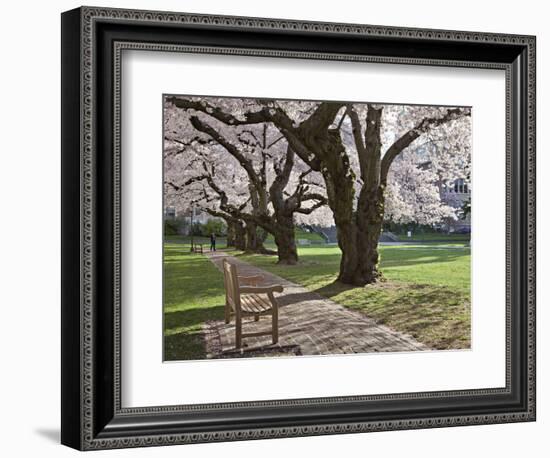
224, 303, 231, 324
271, 306, 278, 345
254, 314, 259, 322
235, 316, 242, 349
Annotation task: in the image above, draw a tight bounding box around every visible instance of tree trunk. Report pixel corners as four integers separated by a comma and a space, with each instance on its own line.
244, 222, 267, 253
336, 187, 384, 285
272, 216, 298, 265
234, 221, 246, 250
319, 148, 360, 284
226, 221, 236, 247
355, 187, 384, 283
335, 220, 359, 284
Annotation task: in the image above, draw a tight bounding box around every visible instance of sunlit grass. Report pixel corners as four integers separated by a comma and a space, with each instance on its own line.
239, 244, 471, 349
163, 246, 225, 360
395, 232, 470, 242
163, 243, 471, 361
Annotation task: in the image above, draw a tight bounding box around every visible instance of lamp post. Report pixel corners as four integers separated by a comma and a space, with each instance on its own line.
190, 204, 194, 252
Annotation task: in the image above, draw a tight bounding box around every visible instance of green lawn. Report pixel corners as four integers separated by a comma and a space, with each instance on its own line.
165, 227, 325, 247
395, 232, 470, 242
163, 243, 471, 360
239, 245, 471, 350
265, 228, 326, 244
164, 235, 228, 247
163, 246, 226, 360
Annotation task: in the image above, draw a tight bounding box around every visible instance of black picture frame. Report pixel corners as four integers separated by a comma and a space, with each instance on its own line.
61, 6, 536, 450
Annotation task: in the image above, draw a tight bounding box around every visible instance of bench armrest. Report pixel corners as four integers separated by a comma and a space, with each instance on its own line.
238, 275, 264, 286
240, 285, 284, 294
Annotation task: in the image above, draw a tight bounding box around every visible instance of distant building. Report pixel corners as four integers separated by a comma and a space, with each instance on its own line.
439, 178, 471, 232
182, 208, 211, 225
164, 206, 177, 220
164, 206, 217, 235
417, 159, 471, 233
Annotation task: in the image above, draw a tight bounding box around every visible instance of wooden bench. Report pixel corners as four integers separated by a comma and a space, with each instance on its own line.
222, 259, 283, 349
190, 243, 203, 254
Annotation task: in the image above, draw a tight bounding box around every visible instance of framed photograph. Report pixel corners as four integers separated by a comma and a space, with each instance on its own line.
61, 6, 536, 450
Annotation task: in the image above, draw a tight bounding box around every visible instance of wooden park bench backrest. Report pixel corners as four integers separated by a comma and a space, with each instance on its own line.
223, 259, 240, 314
221, 258, 281, 348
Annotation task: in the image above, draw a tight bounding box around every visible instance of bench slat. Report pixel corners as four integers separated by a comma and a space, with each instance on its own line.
241, 294, 272, 313
222, 259, 281, 349
241, 331, 274, 338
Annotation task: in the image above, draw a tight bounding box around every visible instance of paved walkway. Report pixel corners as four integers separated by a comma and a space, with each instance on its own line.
203, 252, 429, 359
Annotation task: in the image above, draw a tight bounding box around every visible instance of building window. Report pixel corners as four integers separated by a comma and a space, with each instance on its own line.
453, 179, 468, 194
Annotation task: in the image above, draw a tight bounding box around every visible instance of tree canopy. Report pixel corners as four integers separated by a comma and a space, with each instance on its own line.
164, 96, 471, 281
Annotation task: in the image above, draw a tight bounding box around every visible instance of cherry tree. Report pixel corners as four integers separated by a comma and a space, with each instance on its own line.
380, 114, 472, 225
164, 113, 256, 251
164, 99, 328, 264
168, 96, 471, 285
383, 153, 458, 225
165, 102, 268, 252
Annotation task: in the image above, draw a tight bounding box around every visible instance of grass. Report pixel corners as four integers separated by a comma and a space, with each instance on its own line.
239, 244, 471, 350
163, 243, 471, 360
395, 232, 470, 242
164, 235, 228, 247
165, 227, 324, 247
265, 228, 326, 244
163, 245, 225, 360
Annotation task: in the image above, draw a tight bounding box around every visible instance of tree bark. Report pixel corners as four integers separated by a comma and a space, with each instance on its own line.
226, 221, 236, 247
272, 214, 298, 265
244, 221, 266, 253
327, 173, 359, 284
298, 125, 359, 284
329, 189, 385, 285
201, 208, 246, 252
336, 105, 384, 285
234, 220, 246, 250
268, 147, 299, 264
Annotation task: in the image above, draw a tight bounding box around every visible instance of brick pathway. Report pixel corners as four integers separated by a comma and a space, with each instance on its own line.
203, 252, 429, 359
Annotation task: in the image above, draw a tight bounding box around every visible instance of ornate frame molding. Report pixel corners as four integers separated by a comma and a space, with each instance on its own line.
61, 6, 536, 450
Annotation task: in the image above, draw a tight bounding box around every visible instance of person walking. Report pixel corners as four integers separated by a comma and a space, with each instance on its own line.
210, 233, 216, 252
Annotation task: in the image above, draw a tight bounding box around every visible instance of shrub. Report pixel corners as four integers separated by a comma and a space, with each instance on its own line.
203, 219, 226, 236
164, 217, 189, 236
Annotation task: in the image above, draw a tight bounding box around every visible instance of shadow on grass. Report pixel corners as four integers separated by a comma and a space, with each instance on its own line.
232, 251, 278, 259
238, 247, 469, 270
381, 249, 469, 268
164, 304, 225, 361
310, 280, 470, 350
164, 330, 206, 361
313, 280, 463, 302
312, 280, 357, 299
164, 304, 224, 331
164, 280, 224, 299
